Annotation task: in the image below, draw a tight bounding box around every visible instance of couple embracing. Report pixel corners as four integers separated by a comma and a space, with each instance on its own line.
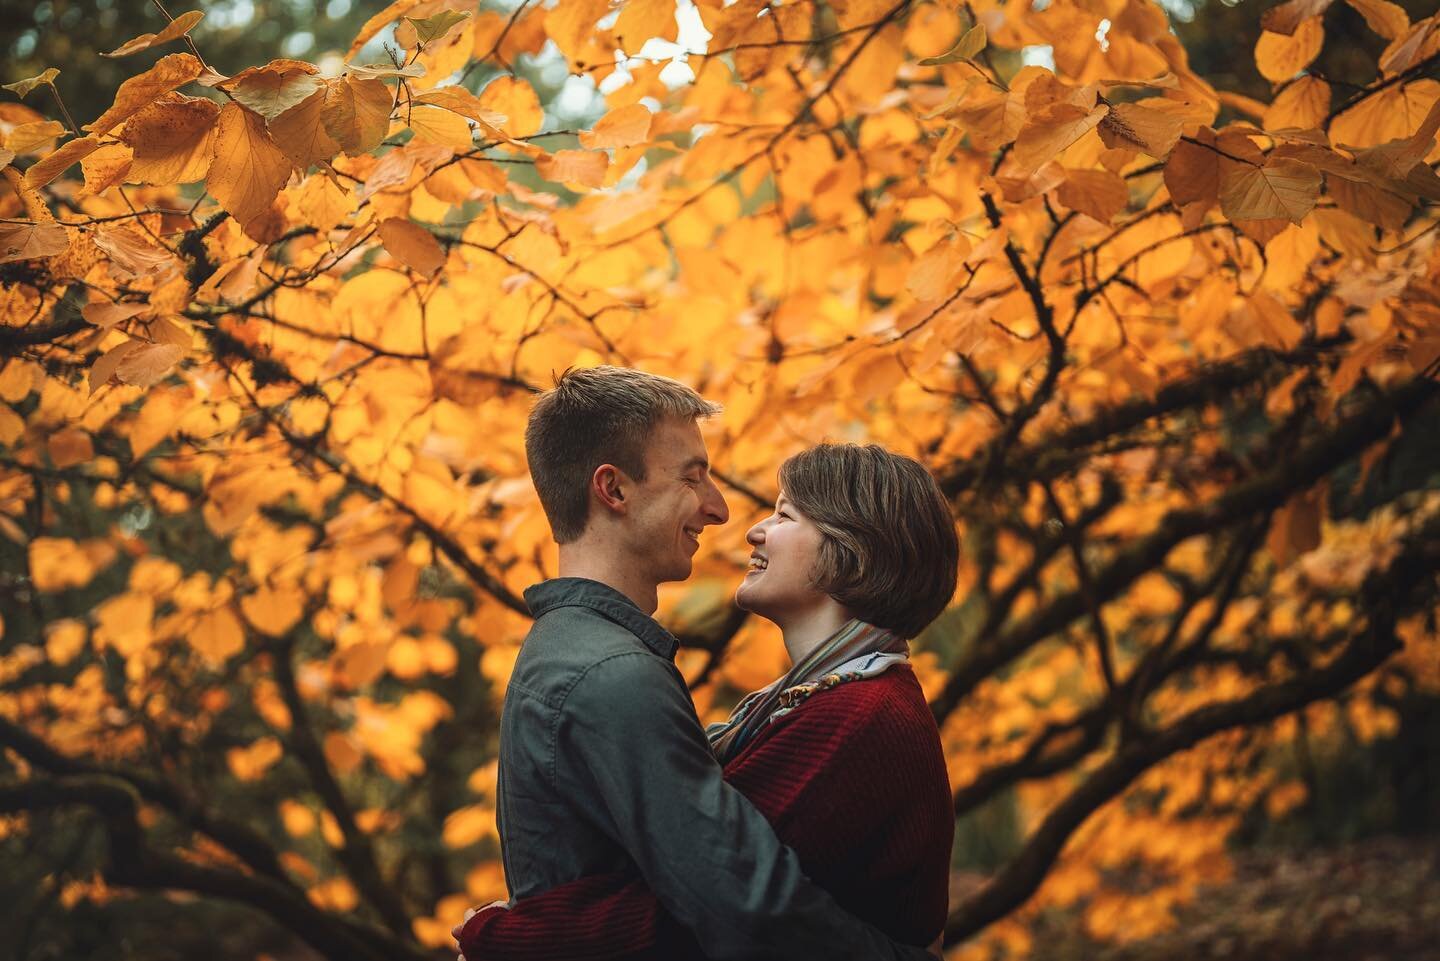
454, 366, 958, 960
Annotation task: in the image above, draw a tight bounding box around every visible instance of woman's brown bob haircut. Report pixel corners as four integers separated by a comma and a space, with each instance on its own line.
525, 366, 720, 543
780, 444, 959, 639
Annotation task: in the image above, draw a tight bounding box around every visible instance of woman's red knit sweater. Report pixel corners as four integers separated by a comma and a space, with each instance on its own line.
459, 663, 953, 960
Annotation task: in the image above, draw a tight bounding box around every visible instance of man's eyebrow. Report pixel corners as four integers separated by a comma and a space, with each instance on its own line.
681, 456, 709, 472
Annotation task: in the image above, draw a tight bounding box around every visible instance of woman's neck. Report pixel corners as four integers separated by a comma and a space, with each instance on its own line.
778, 600, 854, 665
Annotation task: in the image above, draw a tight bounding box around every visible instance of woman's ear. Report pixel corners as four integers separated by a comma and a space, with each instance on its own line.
591, 464, 628, 514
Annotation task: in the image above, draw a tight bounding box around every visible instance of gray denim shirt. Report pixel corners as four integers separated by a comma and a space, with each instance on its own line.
495, 577, 933, 961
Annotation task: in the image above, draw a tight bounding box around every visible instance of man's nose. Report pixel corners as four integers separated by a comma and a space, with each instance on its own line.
702, 477, 729, 526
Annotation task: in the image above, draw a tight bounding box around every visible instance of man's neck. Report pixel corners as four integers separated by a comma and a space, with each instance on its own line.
557, 541, 660, 615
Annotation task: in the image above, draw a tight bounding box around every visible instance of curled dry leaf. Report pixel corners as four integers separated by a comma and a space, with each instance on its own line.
207, 102, 292, 229
121, 92, 221, 185
321, 76, 393, 156
0, 221, 69, 264
102, 10, 205, 58
2, 68, 60, 99
84, 52, 203, 135
578, 103, 653, 150
346, 62, 426, 80
377, 217, 446, 276
219, 59, 326, 121
415, 86, 509, 131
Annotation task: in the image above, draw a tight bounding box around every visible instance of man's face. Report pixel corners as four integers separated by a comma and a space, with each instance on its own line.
625, 417, 730, 584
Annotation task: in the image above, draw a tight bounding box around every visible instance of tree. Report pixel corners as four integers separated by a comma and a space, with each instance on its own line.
1, 0, 1438, 958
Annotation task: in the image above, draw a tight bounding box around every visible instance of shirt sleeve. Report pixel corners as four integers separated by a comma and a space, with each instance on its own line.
551, 651, 933, 961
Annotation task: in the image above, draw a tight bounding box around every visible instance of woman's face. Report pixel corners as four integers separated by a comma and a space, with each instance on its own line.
734, 490, 831, 623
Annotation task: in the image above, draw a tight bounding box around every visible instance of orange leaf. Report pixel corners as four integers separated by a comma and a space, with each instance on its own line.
240, 583, 306, 636
378, 218, 446, 275
90, 338, 145, 393
321, 76, 393, 156
414, 86, 508, 129
121, 92, 220, 184
23, 136, 101, 189
534, 149, 608, 188
1056, 168, 1129, 223
82, 301, 151, 329
114, 342, 186, 388
1263, 76, 1331, 131
477, 76, 543, 138
1346, 0, 1408, 40
579, 103, 654, 149
269, 89, 341, 170
5, 120, 66, 154
207, 102, 292, 228
407, 104, 473, 149
613, 0, 679, 53
1219, 157, 1322, 223
1097, 102, 1183, 159
80, 142, 134, 195
85, 52, 202, 134
1254, 19, 1325, 83
1012, 103, 1107, 173
103, 10, 205, 57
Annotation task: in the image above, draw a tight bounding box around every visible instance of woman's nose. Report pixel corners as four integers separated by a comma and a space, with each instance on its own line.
746, 518, 768, 544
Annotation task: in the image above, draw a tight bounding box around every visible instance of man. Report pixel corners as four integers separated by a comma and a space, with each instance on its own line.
459, 366, 939, 960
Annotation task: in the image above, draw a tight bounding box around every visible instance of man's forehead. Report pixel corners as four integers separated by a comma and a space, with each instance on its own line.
649, 417, 710, 467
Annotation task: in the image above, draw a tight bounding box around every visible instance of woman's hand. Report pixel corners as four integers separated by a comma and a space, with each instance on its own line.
452, 900, 510, 960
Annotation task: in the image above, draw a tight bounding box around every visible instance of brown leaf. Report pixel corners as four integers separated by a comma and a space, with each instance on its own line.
1260, 0, 1334, 35
1255, 20, 1325, 83
82, 301, 151, 329
85, 52, 203, 135
1098, 102, 1183, 158
579, 103, 653, 149
1057, 168, 1129, 223
320, 76, 393, 156
1328, 175, 1412, 230
377, 218, 446, 276
1219, 157, 1322, 223
268, 89, 341, 170
24, 136, 102, 189
534, 149, 608, 188
0, 221, 69, 263
219, 59, 326, 121
114, 342, 186, 388
121, 92, 220, 184
93, 224, 176, 277
103, 10, 205, 57
207, 102, 292, 228
1163, 127, 1261, 210
90, 338, 145, 392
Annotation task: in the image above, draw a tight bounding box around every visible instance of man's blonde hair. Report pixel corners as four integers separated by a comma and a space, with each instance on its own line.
524, 366, 721, 543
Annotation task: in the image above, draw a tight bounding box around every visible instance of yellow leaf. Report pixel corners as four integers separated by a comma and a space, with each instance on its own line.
1263, 76, 1331, 131
406, 104, 472, 149
219, 59, 326, 120
45, 620, 88, 666
94, 591, 154, 657
240, 583, 306, 636
1013, 103, 1108, 173
0, 221, 69, 264
120, 92, 220, 184
917, 23, 986, 65
192, 605, 246, 664
442, 805, 498, 848
1219, 157, 1321, 224
1346, 0, 1408, 40
269, 89, 341, 170
579, 103, 653, 149
1330, 79, 1440, 150
378, 218, 446, 275
5, 120, 66, 154
2, 68, 60, 98
1255, 19, 1325, 83
478, 76, 543, 138
85, 52, 203, 135
226, 736, 283, 780
1057, 168, 1129, 223
614, 0, 678, 53
207, 102, 292, 227
413, 86, 508, 129
347, 0, 427, 57
103, 10, 205, 57
535, 149, 608, 188
80, 142, 133, 195
321, 76, 393, 156
296, 172, 351, 235
906, 235, 973, 302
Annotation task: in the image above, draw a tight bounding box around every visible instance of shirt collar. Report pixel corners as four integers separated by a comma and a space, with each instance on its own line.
523, 577, 679, 661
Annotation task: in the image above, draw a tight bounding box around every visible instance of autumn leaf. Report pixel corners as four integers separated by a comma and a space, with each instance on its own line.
219, 59, 326, 120
1098, 102, 1183, 158
406, 104, 473, 150
1263, 76, 1331, 131
82, 301, 151, 329
321, 76, 393, 156
84, 52, 203, 135
918, 24, 987, 65
413, 86, 508, 130
80, 142, 134, 195
378, 218, 446, 276
92, 224, 175, 276
579, 103, 653, 149
102, 10, 205, 57
1057, 168, 1129, 223
24, 136, 102, 189
120, 92, 220, 184
1259, 0, 1334, 35
535, 149, 608, 188
207, 102, 292, 228
1220, 157, 1322, 224
89, 338, 145, 393
478, 76, 543, 138
114, 342, 186, 388
1346, 0, 1408, 40
2, 68, 60, 99
1013, 103, 1108, 173
1255, 19, 1325, 83
613, 0, 679, 53
6, 120, 67, 155
268, 90, 342, 170
404, 10, 471, 45
0, 221, 69, 263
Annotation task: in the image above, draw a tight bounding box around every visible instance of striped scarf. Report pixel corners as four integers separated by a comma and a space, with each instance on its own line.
706, 619, 908, 764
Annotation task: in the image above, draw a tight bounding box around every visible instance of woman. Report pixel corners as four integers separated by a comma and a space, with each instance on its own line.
457, 443, 959, 959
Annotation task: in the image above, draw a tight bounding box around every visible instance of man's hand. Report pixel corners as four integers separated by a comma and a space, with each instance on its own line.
452, 900, 510, 961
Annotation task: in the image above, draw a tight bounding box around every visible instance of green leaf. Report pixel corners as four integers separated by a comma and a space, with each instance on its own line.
918, 25, 987, 66
3, 68, 60, 98
404, 10, 471, 46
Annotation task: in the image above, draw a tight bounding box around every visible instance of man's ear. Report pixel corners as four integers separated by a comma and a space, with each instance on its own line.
591, 464, 628, 515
